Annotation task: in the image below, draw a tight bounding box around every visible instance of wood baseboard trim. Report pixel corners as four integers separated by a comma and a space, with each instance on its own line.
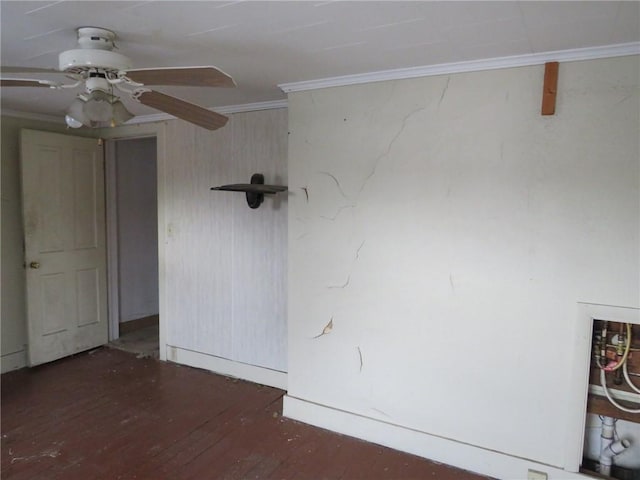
1, 349, 27, 373
283, 395, 590, 480
166, 345, 287, 390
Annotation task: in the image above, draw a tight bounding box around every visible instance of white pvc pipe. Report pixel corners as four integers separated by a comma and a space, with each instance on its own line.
599, 416, 631, 477
601, 416, 615, 438
600, 439, 631, 476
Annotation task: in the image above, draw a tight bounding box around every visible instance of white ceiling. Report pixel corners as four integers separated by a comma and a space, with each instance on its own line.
1, 1, 638, 121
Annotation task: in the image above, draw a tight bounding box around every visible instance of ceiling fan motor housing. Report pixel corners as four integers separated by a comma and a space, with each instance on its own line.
59, 49, 132, 73
59, 27, 132, 73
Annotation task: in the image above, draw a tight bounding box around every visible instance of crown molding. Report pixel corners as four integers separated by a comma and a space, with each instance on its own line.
215, 99, 288, 114
1, 99, 288, 126
279, 42, 640, 93
126, 98, 288, 125
1, 108, 64, 124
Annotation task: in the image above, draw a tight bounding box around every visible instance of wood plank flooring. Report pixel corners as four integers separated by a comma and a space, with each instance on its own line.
1, 348, 490, 480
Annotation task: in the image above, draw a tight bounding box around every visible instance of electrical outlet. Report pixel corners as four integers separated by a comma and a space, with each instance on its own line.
527, 469, 548, 480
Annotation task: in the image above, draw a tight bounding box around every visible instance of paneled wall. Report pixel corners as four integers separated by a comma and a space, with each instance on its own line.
163, 109, 288, 373
285, 55, 639, 476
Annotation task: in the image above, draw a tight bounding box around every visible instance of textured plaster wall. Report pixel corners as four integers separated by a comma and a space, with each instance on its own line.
286, 56, 639, 468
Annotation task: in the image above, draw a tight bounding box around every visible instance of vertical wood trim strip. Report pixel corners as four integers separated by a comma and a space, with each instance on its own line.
104, 140, 120, 341
156, 123, 168, 361
541, 61, 559, 115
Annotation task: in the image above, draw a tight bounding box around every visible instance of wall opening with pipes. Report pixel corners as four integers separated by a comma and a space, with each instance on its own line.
581, 312, 640, 479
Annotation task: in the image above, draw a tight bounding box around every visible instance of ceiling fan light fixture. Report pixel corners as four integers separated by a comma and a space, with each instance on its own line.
66, 97, 90, 128
64, 114, 84, 129
65, 92, 133, 129
110, 99, 134, 126
83, 94, 113, 122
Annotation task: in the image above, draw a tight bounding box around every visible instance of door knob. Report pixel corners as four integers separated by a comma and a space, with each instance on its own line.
29, 262, 40, 269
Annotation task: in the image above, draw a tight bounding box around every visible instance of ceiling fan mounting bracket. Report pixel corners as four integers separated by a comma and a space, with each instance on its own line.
77, 27, 117, 50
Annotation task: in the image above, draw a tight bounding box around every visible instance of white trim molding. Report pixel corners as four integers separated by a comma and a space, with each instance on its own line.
166, 345, 287, 390
124, 99, 288, 125
104, 140, 120, 342
283, 395, 592, 480
215, 99, 288, 114
1, 99, 288, 127
1, 349, 27, 373
0, 108, 64, 124
279, 42, 640, 93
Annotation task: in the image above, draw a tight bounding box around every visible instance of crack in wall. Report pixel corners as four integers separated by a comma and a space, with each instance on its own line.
327, 239, 366, 290
615, 94, 633, 106
357, 346, 363, 372
328, 274, 351, 289
371, 407, 390, 418
438, 76, 451, 107
317, 171, 348, 199
358, 103, 427, 195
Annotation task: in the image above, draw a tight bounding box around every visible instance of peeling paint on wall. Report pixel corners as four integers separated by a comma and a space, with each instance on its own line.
313, 318, 334, 339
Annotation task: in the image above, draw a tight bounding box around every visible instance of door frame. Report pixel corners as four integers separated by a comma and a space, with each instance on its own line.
100, 122, 167, 360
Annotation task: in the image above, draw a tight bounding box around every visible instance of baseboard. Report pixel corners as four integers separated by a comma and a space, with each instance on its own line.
283, 395, 593, 480
1, 349, 27, 373
166, 345, 287, 390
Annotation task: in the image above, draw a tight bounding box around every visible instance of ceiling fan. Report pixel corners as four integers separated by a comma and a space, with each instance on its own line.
0, 27, 235, 130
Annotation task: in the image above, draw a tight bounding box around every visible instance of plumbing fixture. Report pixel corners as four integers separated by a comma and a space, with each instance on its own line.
598, 416, 631, 477
593, 321, 640, 413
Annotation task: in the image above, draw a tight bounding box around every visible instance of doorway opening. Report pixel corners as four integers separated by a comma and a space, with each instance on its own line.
105, 136, 159, 358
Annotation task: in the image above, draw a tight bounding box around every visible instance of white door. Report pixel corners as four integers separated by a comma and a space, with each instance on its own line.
21, 129, 108, 366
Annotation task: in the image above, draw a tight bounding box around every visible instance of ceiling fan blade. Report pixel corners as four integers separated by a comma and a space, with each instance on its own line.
1, 79, 55, 87
125, 66, 235, 87
1, 66, 64, 74
135, 90, 229, 131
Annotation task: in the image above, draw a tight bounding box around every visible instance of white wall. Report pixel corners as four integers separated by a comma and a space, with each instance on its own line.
163, 109, 288, 375
115, 137, 159, 323
286, 55, 639, 476
1, 116, 97, 373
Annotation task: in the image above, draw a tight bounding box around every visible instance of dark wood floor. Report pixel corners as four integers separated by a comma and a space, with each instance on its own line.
1, 348, 489, 480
